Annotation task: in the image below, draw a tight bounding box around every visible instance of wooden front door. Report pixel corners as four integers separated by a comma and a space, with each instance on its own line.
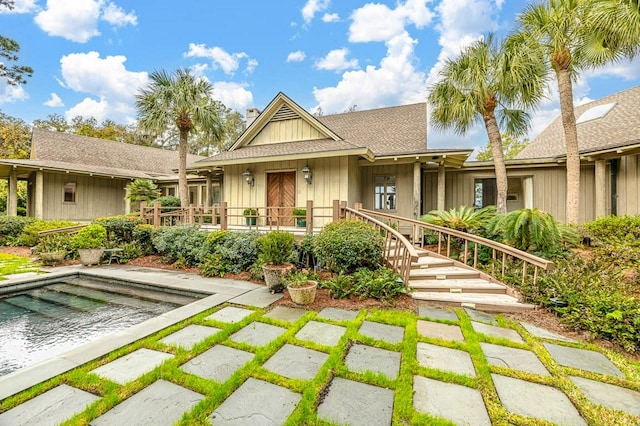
267, 172, 296, 226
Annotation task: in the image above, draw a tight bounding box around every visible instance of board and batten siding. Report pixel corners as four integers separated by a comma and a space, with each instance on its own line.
223, 157, 353, 226
250, 119, 325, 146
40, 172, 127, 221
617, 154, 640, 216
423, 164, 598, 223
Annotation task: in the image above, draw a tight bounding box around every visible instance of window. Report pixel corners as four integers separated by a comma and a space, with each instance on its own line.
64, 182, 76, 203
161, 186, 176, 197
474, 177, 527, 208
375, 175, 396, 210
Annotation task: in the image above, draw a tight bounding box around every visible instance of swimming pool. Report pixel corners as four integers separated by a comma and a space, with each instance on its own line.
0, 276, 204, 376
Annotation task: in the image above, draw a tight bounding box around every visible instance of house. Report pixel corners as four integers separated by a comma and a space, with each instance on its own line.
435, 85, 640, 223
189, 92, 472, 226
0, 129, 210, 221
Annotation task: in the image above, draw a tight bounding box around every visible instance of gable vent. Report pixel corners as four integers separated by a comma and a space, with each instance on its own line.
271, 104, 300, 122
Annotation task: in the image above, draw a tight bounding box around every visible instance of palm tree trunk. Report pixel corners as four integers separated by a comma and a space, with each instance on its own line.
178, 129, 189, 208
556, 67, 580, 223
483, 110, 508, 214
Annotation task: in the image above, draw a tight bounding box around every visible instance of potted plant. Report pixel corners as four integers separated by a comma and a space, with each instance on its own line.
36, 233, 71, 266
243, 208, 258, 226
71, 224, 107, 266
258, 230, 295, 292
293, 208, 307, 228
282, 269, 318, 305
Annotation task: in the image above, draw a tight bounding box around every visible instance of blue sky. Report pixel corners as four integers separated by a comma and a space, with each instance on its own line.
2, 0, 640, 154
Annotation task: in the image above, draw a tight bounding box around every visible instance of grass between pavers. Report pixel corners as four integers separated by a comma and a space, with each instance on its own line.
0, 306, 639, 425
0, 252, 39, 279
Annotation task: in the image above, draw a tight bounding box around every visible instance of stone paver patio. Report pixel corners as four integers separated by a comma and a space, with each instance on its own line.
1, 278, 638, 425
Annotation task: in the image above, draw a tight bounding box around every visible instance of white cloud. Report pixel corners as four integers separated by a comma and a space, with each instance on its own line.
211, 81, 253, 112
302, 0, 329, 24
34, 0, 102, 43
287, 51, 306, 62
321, 13, 339, 23
0, 0, 38, 14
0, 84, 28, 105
66, 97, 109, 121
584, 56, 640, 81
314, 48, 359, 72
349, 0, 435, 43
313, 33, 425, 113
59, 51, 147, 122
44, 92, 64, 107
185, 43, 257, 75
101, 2, 137, 27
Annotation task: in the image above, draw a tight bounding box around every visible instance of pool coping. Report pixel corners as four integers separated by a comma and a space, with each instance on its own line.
0, 265, 269, 401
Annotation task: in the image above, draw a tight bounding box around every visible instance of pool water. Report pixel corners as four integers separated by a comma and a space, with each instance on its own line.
0, 277, 201, 376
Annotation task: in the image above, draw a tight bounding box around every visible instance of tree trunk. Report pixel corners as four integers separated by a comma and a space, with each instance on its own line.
556, 67, 579, 223
483, 109, 508, 214
178, 129, 189, 208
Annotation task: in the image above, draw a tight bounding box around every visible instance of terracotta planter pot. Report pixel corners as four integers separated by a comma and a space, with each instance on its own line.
78, 248, 105, 266
287, 280, 318, 305
261, 263, 294, 292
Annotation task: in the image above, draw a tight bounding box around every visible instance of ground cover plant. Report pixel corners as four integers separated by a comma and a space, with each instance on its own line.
0, 252, 38, 278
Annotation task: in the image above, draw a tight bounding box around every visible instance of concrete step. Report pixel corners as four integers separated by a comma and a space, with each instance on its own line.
408, 278, 507, 294
411, 256, 454, 269
410, 266, 480, 280
411, 292, 535, 312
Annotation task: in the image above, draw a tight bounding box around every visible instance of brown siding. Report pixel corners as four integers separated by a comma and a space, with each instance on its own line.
41, 172, 126, 221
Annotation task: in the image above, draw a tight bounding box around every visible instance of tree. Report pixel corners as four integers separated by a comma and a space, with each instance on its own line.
32, 113, 71, 133
428, 34, 547, 213
136, 68, 224, 207
0, 111, 30, 159
476, 133, 530, 161
0, 1, 33, 86
125, 179, 160, 204
517, 0, 634, 223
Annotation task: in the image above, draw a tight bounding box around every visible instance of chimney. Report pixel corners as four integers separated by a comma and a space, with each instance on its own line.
246, 108, 260, 128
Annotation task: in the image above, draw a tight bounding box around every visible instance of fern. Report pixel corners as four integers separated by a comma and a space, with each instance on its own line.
420, 205, 495, 232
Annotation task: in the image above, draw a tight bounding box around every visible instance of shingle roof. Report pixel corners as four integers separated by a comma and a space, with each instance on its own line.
516, 85, 640, 159
0, 158, 152, 179
196, 101, 429, 165
31, 128, 205, 174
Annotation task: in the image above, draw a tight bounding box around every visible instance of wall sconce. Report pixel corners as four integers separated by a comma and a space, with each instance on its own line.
242, 169, 254, 186
302, 164, 312, 185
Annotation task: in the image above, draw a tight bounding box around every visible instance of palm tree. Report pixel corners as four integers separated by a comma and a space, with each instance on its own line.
136, 69, 223, 207
428, 34, 547, 214
589, 0, 640, 59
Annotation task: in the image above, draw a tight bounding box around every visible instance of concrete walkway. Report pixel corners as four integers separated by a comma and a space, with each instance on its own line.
0, 269, 639, 425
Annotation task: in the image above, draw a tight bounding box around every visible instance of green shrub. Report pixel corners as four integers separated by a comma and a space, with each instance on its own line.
212, 231, 260, 273
93, 215, 143, 244
421, 205, 495, 232
206, 230, 230, 249
71, 224, 107, 249
258, 231, 295, 265
0, 216, 35, 246
151, 225, 208, 265
33, 233, 73, 256
18, 219, 79, 247
485, 208, 578, 258
118, 241, 142, 262
584, 215, 640, 245
200, 253, 233, 277
126, 179, 160, 204
320, 273, 355, 299
314, 219, 383, 273
292, 208, 306, 217
132, 224, 157, 255
352, 267, 406, 301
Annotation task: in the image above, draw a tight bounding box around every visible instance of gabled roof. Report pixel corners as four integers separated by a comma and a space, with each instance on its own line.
31, 128, 205, 175
516, 85, 640, 159
193, 92, 469, 168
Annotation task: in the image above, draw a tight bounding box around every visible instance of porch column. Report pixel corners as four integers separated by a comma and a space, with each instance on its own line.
595, 160, 607, 218
523, 176, 533, 209
34, 171, 44, 219
437, 164, 446, 211
124, 185, 131, 215
413, 162, 421, 219
206, 175, 213, 207
8, 169, 18, 216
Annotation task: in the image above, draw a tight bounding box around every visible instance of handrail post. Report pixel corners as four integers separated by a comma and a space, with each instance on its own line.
212, 205, 217, 227
332, 200, 340, 222
153, 202, 160, 227
221, 201, 228, 230
306, 200, 313, 234
140, 201, 147, 221
188, 204, 195, 224
340, 201, 347, 219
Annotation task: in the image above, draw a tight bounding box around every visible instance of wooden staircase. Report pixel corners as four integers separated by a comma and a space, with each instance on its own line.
394, 246, 535, 312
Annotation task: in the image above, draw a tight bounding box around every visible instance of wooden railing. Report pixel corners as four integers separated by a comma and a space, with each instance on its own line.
341, 202, 420, 284
358, 209, 554, 286
139, 200, 335, 233
37, 224, 86, 236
